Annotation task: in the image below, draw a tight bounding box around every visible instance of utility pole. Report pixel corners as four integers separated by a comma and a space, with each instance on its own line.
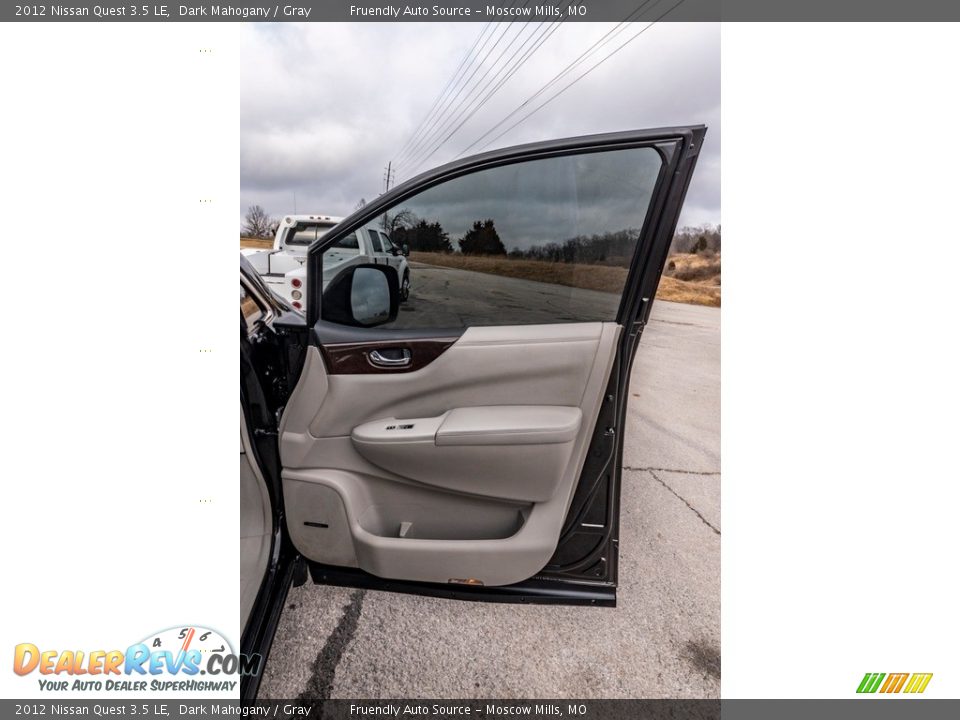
381, 161, 395, 232
383, 161, 395, 193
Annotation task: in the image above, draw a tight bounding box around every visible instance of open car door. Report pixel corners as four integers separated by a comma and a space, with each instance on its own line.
279, 127, 705, 606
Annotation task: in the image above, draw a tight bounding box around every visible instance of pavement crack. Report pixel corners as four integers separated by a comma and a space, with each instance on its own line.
625, 465, 720, 476
648, 470, 720, 535
297, 589, 365, 701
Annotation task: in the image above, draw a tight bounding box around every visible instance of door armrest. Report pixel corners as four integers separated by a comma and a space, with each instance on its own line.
435, 406, 581, 446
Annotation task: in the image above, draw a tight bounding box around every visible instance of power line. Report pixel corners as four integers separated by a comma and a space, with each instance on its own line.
476, 0, 687, 154
396, 19, 522, 175
400, 18, 555, 178
392, 22, 496, 167
395, 2, 535, 175
400, 15, 563, 176
457, 0, 661, 158
395, 16, 518, 171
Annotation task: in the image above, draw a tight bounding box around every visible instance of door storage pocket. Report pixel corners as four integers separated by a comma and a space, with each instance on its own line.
357, 501, 527, 541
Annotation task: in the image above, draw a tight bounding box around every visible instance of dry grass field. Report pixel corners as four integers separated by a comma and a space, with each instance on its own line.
238, 238, 721, 307
240, 237, 273, 249
660, 252, 721, 306
410, 251, 721, 307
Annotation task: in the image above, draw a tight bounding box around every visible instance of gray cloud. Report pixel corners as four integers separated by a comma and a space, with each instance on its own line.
240, 22, 719, 229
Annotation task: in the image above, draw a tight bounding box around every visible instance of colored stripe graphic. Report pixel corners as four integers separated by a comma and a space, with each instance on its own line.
857, 673, 885, 693
880, 673, 909, 693
858, 672, 932, 694
903, 673, 933, 694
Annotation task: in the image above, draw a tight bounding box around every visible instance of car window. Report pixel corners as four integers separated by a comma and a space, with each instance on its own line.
335, 147, 664, 330
332, 232, 360, 251
378, 231, 394, 252
366, 228, 385, 253
286, 222, 338, 246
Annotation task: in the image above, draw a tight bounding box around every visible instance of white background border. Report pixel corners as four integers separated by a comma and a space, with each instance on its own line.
722, 22, 959, 698
1, 20, 957, 700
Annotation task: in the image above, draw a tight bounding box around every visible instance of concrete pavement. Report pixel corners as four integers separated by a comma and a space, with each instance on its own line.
258, 295, 720, 699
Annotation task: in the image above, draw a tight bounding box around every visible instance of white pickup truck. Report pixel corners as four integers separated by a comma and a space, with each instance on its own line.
242, 214, 411, 312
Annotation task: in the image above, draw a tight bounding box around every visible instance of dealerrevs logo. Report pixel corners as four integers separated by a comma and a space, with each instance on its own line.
13, 626, 261, 693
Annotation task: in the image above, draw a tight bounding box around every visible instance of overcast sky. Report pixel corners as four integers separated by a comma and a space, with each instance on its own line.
240, 22, 719, 230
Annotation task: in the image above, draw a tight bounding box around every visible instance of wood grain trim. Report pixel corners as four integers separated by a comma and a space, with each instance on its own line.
320, 337, 459, 374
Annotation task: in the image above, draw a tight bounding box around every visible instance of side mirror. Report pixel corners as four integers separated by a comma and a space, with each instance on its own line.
321, 264, 398, 327
402, 243, 410, 257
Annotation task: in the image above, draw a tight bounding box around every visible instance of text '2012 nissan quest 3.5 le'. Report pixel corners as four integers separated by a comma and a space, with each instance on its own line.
240, 127, 705, 697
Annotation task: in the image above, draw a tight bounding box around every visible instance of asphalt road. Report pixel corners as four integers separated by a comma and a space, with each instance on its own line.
391, 263, 623, 328
258, 274, 720, 699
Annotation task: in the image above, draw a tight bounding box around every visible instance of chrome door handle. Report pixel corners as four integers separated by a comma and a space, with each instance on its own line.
368, 349, 412, 367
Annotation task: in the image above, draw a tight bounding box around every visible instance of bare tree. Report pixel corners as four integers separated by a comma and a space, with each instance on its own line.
267, 217, 281, 239
670, 224, 721, 254
354, 198, 368, 212
380, 209, 416, 237
242, 205, 273, 239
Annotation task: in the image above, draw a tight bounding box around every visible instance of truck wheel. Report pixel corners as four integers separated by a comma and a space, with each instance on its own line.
400, 271, 410, 302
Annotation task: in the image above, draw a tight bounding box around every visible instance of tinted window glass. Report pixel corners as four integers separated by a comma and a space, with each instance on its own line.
286, 221, 337, 246
333, 232, 359, 250
367, 229, 384, 253
356, 147, 662, 329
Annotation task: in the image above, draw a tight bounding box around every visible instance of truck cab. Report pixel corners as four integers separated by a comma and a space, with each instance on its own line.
245, 214, 410, 313
242, 214, 342, 285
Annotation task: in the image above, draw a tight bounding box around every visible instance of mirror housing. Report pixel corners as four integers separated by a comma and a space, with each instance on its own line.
321, 263, 399, 327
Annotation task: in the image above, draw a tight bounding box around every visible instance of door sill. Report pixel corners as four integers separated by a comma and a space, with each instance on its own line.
307, 562, 616, 607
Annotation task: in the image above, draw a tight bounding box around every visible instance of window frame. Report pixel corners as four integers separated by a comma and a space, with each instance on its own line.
306, 129, 703, 330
